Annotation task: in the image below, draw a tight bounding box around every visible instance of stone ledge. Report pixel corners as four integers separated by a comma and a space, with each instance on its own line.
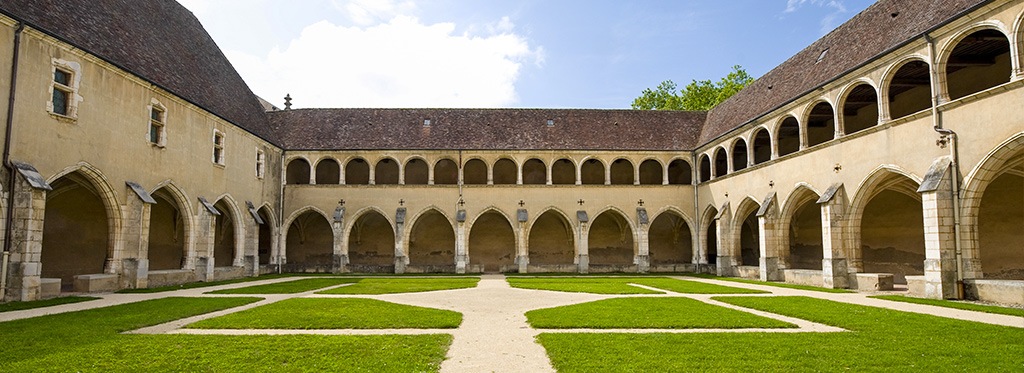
905, 275, 925, 296
855, 273, 895, 291
40, 278, 61, 299
965, 279, 1024, 306
73, 273, 119, 293
784, 269, 823, 287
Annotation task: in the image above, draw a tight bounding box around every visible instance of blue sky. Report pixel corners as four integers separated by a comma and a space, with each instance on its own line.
177, 0, 876, 109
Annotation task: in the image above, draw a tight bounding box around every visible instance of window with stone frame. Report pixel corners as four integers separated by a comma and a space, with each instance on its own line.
148, 101, 167, 147
255, 148, 266, 178
212, 130, 225, 165
51, 67, 74, 117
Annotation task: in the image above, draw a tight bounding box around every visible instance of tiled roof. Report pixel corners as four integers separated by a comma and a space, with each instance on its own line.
700, 0, 990, 145
269, 108, 706, 151
0, 0, 277, 143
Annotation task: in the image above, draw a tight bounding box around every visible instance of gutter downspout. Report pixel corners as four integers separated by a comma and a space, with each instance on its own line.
1, 22, 24, 301
925, 33, 965, 299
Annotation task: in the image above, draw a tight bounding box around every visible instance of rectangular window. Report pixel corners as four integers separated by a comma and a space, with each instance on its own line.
52, 68, 72, 116
213, 131, 225, 165
149, 106, 165, 146
255, 149, 265, 178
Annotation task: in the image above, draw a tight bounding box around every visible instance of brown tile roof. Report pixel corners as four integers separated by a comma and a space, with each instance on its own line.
700, 0, 990, 145
269, 108, 706, 151
0, 0, 277, 143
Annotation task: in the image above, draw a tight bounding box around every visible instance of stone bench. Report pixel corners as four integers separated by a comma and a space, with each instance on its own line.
855, 273, 894, 291
905, 275, 925, 297
40, 278, 62, 299
146, 269, 195, 288
965, 279, 1024, 305
784, 269, 823, 287
734, 265, 760, 279
73, 273, 119, 293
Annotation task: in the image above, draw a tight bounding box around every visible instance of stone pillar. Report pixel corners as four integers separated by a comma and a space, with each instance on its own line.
120, 183, 153, 289
635, 207, 650, 273
819, 183, 850, 289
576, 211, 589, 274
919, 157, 958, 299
714, 203, 734, 277
757, 193, 782, 281
512, 211, 528, 272
332, 215, 347, 273
455, 211, 468, 274
394, 208, 408, 274
194, 204, 217, 282
3, 175, 47, 301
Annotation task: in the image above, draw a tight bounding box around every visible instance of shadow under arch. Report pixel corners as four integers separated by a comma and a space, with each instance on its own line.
846, 166, 924, 284
961, 133, 1024, 279
648, 206, 694, 268
282, 206, 335, 272
778, 184, 824, 270
467, 207, 517, 273
148, 181, 195, 271
588, 206, 637, 269
405, 206, 456, 272
345, 206, 396, 272
731, 197, 762, 267
527, 207, 577, 269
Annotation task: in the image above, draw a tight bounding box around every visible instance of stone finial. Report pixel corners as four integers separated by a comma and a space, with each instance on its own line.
284, 94, 292, 110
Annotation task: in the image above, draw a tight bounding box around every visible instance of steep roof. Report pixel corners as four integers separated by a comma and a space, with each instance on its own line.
0, 0, 278, 143
269, 108, 706, 151
700, 0, 990, 145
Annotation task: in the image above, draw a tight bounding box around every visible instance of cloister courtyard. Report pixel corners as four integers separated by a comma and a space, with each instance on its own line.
1, 274, 1022, 372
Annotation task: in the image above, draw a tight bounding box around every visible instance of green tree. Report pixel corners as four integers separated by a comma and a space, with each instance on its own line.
632, 65, 754, 111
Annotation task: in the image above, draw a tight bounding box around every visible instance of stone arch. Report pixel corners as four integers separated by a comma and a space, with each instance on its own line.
375, 157, 400, 185
148, 183, 193, 271
804, 100, 836, 147
700, 205, 720, 266
522, 158, 547, 185
463, 158, 488, 185
434, 158, 459, 185
938, 22, 1012, 101
882, 57, 932, 120
648, 208, 694, 265
638, 158, 663, 185
961, 133, 1024, 280
587, 207, 637, 267
551, 158, 577, 185
286, 157, 312, 185
345, 207, 396, 271
751, 126, 772, 164
282, 207, 335, 271
527, 207, 576, 266
776, 116, 801, 157
406, 207, 456, 270
467, 207, 517, 272
713, 147, 728, 178
609, 158, 634, 185
731, 137, 748, 172
847, 166, 924, 283
493, 158, 518, 185
838, 80, 880, 135
256, 204, 276, 266
778, 184, 823, 270
404, 157, 429, 185
345, 157, 370, 185
732, 197, 761, 267
581, 158, 605, 185
698, 154, 711, 183
314, 157, 340, 184
211, 195, 244, 267
1016, 11, 1024, 78
42, 164, 122, 287
667, 158, 692, 185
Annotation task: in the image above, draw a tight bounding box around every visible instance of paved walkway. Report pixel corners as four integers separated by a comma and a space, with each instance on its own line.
1, 275, 1022, 373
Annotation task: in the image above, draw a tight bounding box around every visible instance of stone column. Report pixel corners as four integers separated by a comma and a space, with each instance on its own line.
635, 207, 650, 273
394, 208, 408, 274
120, 183, 154, 289
919, 157, 958, 299
576, 211, 589, 274
332, 211, 347, 273
757, 193, 782, 282
3, 174, 47, 301
714, 203, 734, 277
455, 210, 468, 274
818, 184, 850, 289
515, 209, 529, 273
194, 205, 217, 282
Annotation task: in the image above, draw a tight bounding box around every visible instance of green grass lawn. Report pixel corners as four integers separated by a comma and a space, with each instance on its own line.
507, 277, 764, 294
0, 296, 100, 313
684, 273, 854, 293
316, 277, 479, 294
526, 297, 795, 329
871, 295, 1024, 317
206, 278, 359, 294
188, 298, 462, 329
0, 297, 451, 372
537, 296, 1024, 371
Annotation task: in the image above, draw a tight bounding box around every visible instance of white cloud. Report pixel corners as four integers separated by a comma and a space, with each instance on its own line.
784, 0, 848, 34
227, 15, 542, 108
334, 0, 417, 26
